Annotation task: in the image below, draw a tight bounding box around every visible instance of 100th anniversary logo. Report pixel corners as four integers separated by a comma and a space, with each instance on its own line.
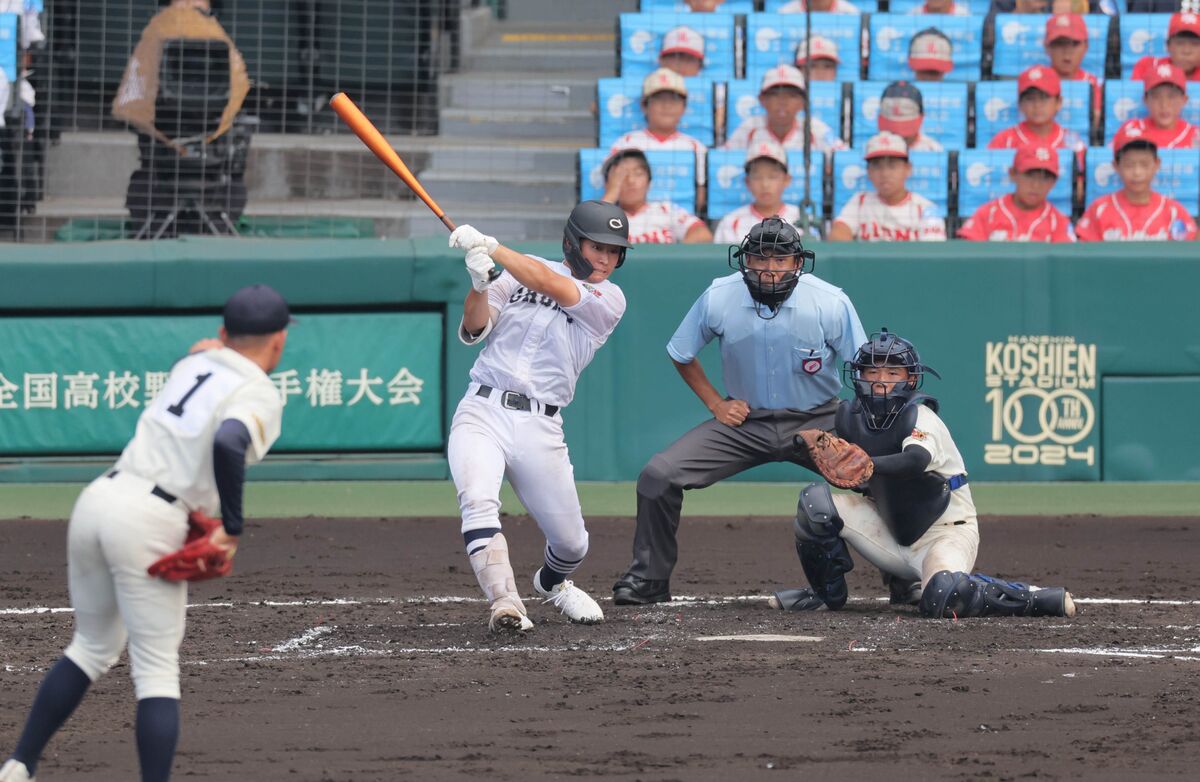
983, 336, 1097, 467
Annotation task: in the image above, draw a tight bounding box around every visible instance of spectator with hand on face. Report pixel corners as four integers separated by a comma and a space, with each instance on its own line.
602, 148, 712, 245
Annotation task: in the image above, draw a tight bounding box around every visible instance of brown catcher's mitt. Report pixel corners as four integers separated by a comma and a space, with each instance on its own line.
147, 511, 234, 582
795, 429, 874, 489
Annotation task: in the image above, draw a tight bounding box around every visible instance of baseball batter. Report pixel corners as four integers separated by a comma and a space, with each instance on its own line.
772, 330, 1077, 619
446, 202, 630, 633
0, 285, 289, 782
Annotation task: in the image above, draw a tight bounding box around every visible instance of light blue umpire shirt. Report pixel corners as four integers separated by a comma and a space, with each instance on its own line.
667, 272, 867, 411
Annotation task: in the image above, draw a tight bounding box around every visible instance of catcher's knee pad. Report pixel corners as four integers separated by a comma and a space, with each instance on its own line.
920, 571, 1074, 619
794, 483, 852, 610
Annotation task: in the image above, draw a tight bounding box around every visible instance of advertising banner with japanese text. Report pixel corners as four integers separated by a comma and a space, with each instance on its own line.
0, 312, 442, 454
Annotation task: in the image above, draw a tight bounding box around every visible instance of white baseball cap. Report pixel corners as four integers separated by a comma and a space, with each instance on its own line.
744, 138, 789, 170
660, 26, 705, 60
642, 67, 688, 99
864, 131, 909, 160
795, 35, 840, 65
759, 64, 806, 95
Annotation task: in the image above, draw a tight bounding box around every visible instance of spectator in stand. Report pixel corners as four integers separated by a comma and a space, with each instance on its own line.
1044, 13, 1101, 124
712, 139, 800, 244
779, 0, 861, 13
1075, 125, 1198, 241
909, 0, 971, 15
988, 65, 1086, 153
1132, 13, 1200, 84
795, 36, 840, 83
830, 132, 947, 242
659, 27, 705, 78
602, 149, 713, 245
909, 28, 954, 83
723, 65, 847, 153
1117, 63, 1200, 149
609, 68, 708, 198
879, 81, 943, 152
685, 0, 727, 11
959, 145, 1074, 242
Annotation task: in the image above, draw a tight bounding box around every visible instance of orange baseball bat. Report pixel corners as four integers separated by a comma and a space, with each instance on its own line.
329, 92, 456, 232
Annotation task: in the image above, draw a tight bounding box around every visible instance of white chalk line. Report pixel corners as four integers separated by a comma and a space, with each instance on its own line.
1037, 647, 1200, 662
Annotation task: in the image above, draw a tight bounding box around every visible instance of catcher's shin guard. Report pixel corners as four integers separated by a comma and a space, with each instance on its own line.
468, 533, 533, 632
793, 482, 853, 610
920, 571, 1077, 619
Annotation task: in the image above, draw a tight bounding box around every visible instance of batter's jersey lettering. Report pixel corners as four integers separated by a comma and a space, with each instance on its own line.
626, 201, 705, 244
904, 405, 976, 521
468, 256, 626, 408
713, 203, 801, 245
834, 191, 947, 242
610, 128, 708, 185
668, 272, 867, 410
115, 348, 282, 514
1075, 190, 1198, 241
1114, 117, 1200, 150
958, 194, 1074, 242
723, 114, 847, 153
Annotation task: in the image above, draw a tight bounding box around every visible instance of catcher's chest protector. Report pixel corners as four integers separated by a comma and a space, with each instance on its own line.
836, 397, 953, 546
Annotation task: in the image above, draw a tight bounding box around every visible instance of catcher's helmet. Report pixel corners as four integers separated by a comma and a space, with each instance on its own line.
728, 217, 814, 319
843, 328, 940, 430
563, 200, 632, 280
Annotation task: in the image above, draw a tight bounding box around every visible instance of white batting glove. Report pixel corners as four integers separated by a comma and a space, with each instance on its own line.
465, 246, 497, 292
449, 224, 499, 255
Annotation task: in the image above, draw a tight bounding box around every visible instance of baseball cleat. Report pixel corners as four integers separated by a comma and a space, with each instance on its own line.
534, 571, 604, 624
488, 597, 533, 634
0, 759, 34, 782
1063, 591, 1077, 618
768, 587, 828, 611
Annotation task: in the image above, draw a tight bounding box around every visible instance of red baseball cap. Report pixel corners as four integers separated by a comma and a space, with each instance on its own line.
1168, 12, 1200, 39
1018, 65, 1061, 98
1045, 13, 1087, 44
1112, 122, 1157, 157
1142, 61, 1188, 92
1012, 144, 1060, 177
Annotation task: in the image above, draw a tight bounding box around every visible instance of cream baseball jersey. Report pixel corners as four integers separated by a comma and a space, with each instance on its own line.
625, 201, 705, 244
713, 203, 801, 245
903, 405, 977, 522
463, 257, 626, 408
115, 348, 282, 514
723, 115, 846, 153
834, 191, 947, 242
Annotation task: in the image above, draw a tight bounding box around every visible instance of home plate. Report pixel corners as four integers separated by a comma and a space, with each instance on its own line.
694, 634, 824, 643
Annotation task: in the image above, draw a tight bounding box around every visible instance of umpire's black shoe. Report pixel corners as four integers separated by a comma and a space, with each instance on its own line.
612, 575, 671, 605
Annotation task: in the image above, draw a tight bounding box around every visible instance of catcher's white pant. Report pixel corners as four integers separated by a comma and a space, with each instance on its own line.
63, 471, 190, 700
832, 493, 979, 587
447, 385, 589, 566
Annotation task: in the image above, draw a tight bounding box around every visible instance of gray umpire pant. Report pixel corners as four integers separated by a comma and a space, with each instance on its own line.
626, 399, 839, 582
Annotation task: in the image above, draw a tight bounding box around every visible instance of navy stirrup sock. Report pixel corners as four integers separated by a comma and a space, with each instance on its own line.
538, 565, 569, 592
136, 697, 180, 782
12, 656, 92, 775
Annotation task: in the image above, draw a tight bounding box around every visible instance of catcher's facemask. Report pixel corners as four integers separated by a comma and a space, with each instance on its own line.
843, 328, 941, 430
728, 217, 815, 319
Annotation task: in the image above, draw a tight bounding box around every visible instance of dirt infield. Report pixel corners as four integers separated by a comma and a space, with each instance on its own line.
1, 514, 1198, 781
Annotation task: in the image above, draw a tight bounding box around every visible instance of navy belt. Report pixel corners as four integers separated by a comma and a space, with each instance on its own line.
476, 385, 559, 417
107, 469, 178, 504
947, 474, 969, 491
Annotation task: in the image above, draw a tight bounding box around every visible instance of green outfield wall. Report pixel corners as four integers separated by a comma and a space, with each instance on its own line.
1, 237, 1197, 483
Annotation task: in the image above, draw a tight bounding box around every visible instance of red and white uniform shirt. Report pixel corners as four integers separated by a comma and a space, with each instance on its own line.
1114, 117, 1200, 150
988, 121, 1086, 154
610, 128, 709, 185
625, 201, 705, 244
958, 195, 1074, 243
1064, 68, 1103, 115
723, 115, 847, 153
834, 191, 947, 242
1133, 56, 1200, 83
778, 0, 860, 13
713, 203, 801, 245
1075, 190, 1198, 242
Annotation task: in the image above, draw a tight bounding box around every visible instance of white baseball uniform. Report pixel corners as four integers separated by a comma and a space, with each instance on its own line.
834, 405, 979, 585
626, 201, 705, 244
448, 257, 626, 572
723, 115, 846, 153
65, 348, 281, 700
713, 203, 801, 244
834, 191, 947, 242
905, 132, 943, 152
610, 128, 708, 185
778, 0, 861, 14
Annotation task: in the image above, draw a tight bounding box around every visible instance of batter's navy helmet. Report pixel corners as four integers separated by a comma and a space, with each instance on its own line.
728, 217, 814, 319
563, 200, 632, 280
844, 328, 941, 430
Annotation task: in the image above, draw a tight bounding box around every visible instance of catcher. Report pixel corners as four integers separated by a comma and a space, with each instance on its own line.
0, 284, 289, 782
772, 329, 1076, 619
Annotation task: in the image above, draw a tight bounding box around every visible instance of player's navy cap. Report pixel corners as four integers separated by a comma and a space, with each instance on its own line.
223, 284, 294, 336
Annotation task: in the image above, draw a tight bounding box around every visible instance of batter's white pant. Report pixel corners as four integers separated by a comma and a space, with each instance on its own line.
832, 493, 979, 587
447, 385, 589, 567
63, 471, 190, 700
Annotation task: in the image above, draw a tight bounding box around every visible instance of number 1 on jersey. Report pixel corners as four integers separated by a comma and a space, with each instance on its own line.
167, 373, 213, 417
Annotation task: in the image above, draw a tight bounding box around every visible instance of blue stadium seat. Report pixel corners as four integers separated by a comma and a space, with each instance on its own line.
597, 77, 716, 148
0, 13, 16, 93
745, 13, 863, 84
991, 14, 1110, 80
763, 0, 879, 14
725, 77, 843, 144
1083, 147, 1200, 213
888, 0, 992, 13
579, 148, 698, 215
975, 80, 1092, 149
957, 148, 1074, 219
831, 149, 949, 217
1103, 79, 1200, 144
706, 149, 825, 221
868, 14, 984, 82
850, 80, 968, 149
1118, 13, 1173, 79
640, 0, 756, 12
618, 12, 737, 80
